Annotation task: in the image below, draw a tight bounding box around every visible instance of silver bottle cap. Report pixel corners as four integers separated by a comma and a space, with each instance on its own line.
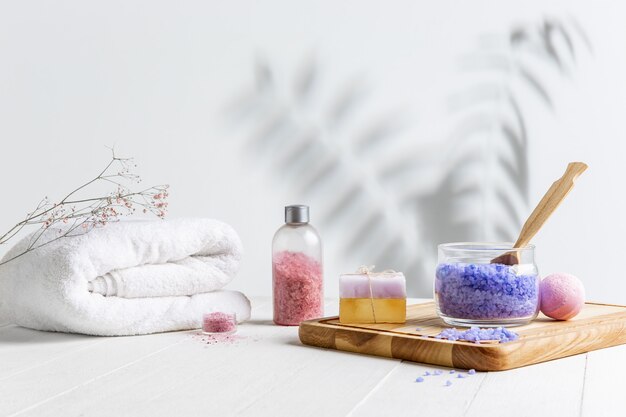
285, 205, 309, 224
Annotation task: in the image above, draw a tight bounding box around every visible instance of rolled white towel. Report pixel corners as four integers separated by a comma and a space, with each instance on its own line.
88, 252, 238, 298
0, 218, 250, 336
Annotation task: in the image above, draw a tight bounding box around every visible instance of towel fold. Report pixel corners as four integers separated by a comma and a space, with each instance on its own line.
88, 249, 238, 298
0, 218, 250, 336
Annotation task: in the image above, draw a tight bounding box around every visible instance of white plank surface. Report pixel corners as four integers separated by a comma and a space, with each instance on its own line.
465, 354, 587, 417
348, 362, 487, 417
0, 330, 186, 416
11, 299, 400, 417
0, 297, 619, 417
0, 326, 106, 377
581, 344, 626, 417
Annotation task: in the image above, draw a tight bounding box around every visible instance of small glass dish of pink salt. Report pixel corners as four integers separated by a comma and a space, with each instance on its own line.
202, 312, 237, 335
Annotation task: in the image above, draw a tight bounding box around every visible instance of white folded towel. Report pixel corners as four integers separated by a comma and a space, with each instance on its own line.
0, 218, 250, 336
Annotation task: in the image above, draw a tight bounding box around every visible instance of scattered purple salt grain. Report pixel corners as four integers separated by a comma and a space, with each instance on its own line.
435, 262, 539, 319
415, 369, 475, 386
434, 326, 519, 343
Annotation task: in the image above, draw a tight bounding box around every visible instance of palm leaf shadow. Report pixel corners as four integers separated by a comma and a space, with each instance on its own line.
416, 16, 591, 261
225, 17, 591, 296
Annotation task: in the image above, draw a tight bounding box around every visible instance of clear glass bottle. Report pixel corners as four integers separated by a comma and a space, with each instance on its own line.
435, 242, 540, 327
272, 205, 323, 326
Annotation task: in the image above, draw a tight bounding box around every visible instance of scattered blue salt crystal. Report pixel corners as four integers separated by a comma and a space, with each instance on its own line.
415, 327, 423, 331
435, 263, 539, 319
457, 373, 466, 379
415, 377, 424, 383
468, 369, 476, 375
445, 380, 452, 387
449, 370, 455, 374
433, 370, 443, 375
423, 371, 431, 376
434, 326, 519, 343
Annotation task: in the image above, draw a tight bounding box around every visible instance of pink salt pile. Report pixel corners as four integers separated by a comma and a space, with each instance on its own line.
272, 251, 323, 325
202, 312, 237, 334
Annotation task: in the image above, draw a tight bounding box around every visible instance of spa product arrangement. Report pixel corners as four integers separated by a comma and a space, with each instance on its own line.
4, 152, 622, 376
339, 266, 406, 324
272, 205, 323, 326
299, 161, 626, 371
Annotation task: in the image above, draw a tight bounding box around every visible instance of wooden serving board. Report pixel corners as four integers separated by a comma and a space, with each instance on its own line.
299, 302, 626, 371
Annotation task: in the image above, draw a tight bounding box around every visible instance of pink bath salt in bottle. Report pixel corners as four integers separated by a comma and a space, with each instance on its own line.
272, 205, 323, 326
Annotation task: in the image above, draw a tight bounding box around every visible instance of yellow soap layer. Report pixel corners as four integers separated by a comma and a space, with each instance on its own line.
339, 298, 406, 324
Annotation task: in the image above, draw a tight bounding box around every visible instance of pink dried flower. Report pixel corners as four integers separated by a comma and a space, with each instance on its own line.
0, 150, 170, 266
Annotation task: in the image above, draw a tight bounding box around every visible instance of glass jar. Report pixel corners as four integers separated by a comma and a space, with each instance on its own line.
434, 242, 539, 327
272, 205, 323, 326
202, 312, 237, 335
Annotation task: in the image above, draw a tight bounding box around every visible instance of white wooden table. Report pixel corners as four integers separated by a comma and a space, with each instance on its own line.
0, 297, 623, 417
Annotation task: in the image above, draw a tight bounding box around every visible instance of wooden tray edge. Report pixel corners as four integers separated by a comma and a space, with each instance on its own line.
298, 302, 626, 371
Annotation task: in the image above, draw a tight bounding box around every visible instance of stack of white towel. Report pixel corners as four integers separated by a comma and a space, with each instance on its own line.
0, 218, 250, 336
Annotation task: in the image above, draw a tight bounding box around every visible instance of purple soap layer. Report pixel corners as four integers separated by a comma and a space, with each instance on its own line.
339, 273, 406, 299
435, 263, 539, 319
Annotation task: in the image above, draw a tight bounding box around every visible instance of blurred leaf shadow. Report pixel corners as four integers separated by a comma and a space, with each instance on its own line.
224, 16, 591, 297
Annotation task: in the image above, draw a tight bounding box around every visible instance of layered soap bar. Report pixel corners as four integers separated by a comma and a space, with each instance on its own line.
339, 271, 406, 324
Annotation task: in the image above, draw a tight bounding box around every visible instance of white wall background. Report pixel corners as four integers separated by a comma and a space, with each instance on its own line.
1, 1, 625, 302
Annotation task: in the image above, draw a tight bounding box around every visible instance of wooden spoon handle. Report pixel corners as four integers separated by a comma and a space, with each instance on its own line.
513, 162, 588, 248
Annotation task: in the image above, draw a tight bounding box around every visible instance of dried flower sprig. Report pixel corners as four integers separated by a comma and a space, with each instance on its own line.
0, 150, 169, 266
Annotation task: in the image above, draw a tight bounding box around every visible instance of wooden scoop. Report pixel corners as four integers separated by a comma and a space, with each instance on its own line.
491, 161, 588, 266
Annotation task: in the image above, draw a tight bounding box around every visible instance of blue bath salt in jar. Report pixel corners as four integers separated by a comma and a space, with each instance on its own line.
435, 243, 540, 327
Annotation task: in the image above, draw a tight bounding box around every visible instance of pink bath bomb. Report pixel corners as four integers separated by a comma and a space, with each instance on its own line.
540, 273, 585, 320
